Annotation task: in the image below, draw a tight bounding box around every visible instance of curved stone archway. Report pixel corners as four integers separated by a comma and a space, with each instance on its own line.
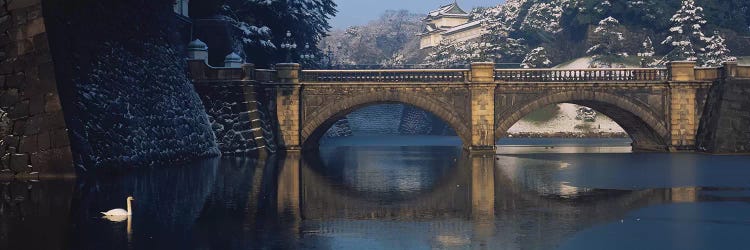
300, 92, 472, 149
495, 91, 670, 151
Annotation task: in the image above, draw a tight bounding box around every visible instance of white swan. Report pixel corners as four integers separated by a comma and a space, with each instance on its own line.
101, 196, 134, 217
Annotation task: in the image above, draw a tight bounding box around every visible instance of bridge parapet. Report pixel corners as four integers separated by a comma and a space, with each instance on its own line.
720, 62, 750, 79
494, 68, 668, 82
300, 69, 469, 83
694, 67, 720, 81
187, 59, 250, 82
738, 65, 750, 78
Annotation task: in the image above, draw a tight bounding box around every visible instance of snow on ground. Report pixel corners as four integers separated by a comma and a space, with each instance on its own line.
508, 103, 625, 133
553, 57, 594, 69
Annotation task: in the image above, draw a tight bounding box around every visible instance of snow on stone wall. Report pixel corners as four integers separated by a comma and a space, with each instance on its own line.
194, 83, 276, 155
399, 105, 432, 135
42, 0, 220, 171
323, 104, 458, 138
71, 42, 220, 169
324, 119, 353, 138
0, 109, 7, 144
345, 104, 405, 135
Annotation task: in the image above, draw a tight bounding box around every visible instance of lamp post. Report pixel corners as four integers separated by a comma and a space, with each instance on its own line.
335, 44, 343, 69
280, 30, 297, 62
300, 43, 316, 68
324, 46, 334, 69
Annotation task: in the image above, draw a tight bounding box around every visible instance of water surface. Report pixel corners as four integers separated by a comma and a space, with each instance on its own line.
2, 137, 750, 249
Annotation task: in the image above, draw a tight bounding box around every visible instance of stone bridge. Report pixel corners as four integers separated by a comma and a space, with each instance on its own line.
187, 47, 750, 153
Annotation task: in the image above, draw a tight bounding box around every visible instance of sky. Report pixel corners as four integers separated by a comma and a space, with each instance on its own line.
331, 0, 505, 29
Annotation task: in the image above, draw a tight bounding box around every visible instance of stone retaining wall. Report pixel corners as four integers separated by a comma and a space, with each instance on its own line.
193, 81, 276, 155
41, 0, 220, 171
0, 0, 73, 179
697, 78, 750, 153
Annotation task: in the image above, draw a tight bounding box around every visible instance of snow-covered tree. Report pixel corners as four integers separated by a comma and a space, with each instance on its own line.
700, 31, 736, 67
587, 16, 624, 56
321, 10, 423, 66
201, 0, 337, 66
461, 0, 530, 63
521, 47, 552, 68
659, 0, 710, 63
521, 2, 565, 34
593, 0, 611, 14
425, 40, 490, 68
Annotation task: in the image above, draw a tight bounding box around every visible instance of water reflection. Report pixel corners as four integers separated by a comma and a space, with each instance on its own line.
2, 141, 750, 249
1, 180, 74, 250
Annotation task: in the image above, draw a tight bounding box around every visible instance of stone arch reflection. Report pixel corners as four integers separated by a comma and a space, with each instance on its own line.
305, 146, 464, 202
267, 150, 678, 249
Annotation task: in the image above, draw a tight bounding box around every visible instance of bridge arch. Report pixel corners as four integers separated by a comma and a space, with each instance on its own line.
495, 91, 670, 151
301, 92, 471, 149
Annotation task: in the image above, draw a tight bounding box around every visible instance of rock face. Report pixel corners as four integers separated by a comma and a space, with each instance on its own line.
41, 0, 219, 171
697, 78, 750, 153
0, 0, 74, 178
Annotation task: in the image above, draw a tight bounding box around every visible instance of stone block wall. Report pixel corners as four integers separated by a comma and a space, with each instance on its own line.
193, 82, 276, 155
669, 86, 698, 149
0, 0, 73, 179
41, 0, 220, 171
697, 78, 750, 153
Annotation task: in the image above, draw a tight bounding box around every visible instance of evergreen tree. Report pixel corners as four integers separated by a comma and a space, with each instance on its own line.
660, 0, 709, 63
425, 40, 488, 68
194, 0, 337, 67
321, 10, 423, 66
700, 31, 736, 67
521, 47, 552, 68
587, 16, 624, 57
521, 1, 565, 34
476, 0, 530, 63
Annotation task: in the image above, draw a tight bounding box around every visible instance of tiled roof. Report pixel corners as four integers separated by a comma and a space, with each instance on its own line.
426, 2, 469, 19
443, 20, 483, 35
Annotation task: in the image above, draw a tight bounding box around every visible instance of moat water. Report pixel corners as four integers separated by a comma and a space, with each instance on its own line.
3, 137, 750, 250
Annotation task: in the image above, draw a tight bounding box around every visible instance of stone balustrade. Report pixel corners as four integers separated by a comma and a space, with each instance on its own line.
300, 69, 469, 83
494, 68, 669, 82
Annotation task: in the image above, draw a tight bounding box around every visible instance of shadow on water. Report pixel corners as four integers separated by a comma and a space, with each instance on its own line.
3, 139, 750, 249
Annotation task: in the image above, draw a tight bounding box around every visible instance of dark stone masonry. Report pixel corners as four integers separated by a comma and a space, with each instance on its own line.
0, 0, 73, 179
193, 81, 276, 155
697, 76, 750, 153
41, 0, 220, 171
